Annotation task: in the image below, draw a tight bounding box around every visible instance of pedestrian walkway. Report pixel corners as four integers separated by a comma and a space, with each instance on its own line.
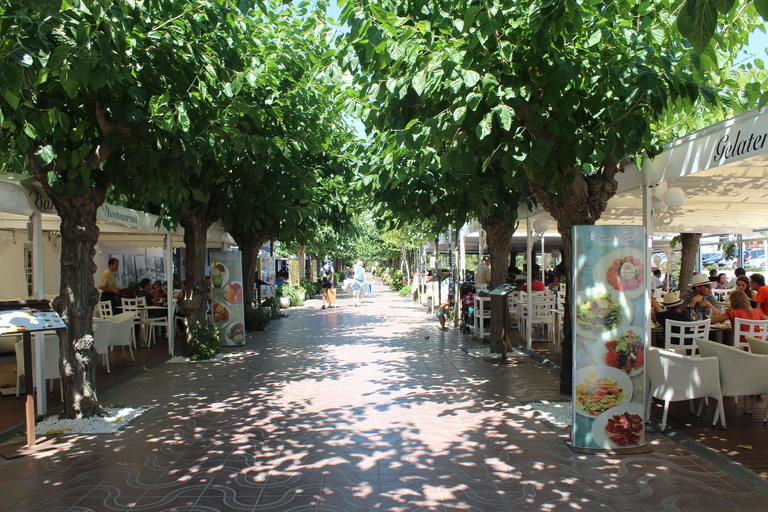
0, 280, 766, 511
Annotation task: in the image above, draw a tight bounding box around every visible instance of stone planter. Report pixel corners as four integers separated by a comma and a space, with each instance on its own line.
279, 297, 291, 308
298, 291, 306, 301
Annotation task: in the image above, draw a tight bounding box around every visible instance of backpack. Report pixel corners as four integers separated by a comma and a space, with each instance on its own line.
322, 267, 331, 284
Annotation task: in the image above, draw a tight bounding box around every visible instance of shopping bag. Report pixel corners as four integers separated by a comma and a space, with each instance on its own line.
365, 283, 372, 295
327, 287, 337, 303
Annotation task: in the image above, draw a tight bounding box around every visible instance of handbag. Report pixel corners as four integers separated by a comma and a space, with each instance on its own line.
327, 287, 337, 303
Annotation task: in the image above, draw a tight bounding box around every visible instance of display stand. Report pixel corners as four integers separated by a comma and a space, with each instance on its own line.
427, 272, 452, 314
0, 300, 67, 452
473, 294, 491, 339
255, 278, 269, 305
483, 284, 516, 360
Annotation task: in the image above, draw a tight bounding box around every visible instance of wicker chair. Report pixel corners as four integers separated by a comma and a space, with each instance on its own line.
645, 346, 725, 431
696, 338, 768, 422
746, 336, 768, 355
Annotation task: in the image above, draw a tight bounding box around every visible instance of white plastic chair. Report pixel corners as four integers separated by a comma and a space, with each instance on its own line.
95, 313, 136, 373
697, 338, 768, 423
15, 335, 62, 401
121, 296, 146, 348
733, 318, 768, 351
664, 319, 710, 356
145, 306, 170, 347
645, 346, 725, 431
747, 336, 768, 354
97, 301, 113, 319
521, 295, 554, 341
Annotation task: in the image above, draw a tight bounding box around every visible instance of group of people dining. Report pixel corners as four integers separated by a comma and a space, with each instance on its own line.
651, 267, 768, 346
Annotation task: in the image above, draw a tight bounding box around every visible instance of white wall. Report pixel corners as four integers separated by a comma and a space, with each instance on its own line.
0, 230, 61, 301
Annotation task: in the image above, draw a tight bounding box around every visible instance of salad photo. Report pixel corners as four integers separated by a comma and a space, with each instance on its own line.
576, 292, 624, 336
598, 328, 644, 374
574, 367, 630, 417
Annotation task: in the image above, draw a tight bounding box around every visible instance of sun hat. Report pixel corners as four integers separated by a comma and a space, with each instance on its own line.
662, 291, 684, 308
690, 274, 712, 287
323, 258, 331, 264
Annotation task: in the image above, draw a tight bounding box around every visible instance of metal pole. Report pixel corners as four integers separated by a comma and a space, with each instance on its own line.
31, 212, 46, 415
526, 217, 533, 350
165, 233, 174, 355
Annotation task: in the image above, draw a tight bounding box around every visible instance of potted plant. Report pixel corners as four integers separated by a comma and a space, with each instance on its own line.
188, 325, 221, 361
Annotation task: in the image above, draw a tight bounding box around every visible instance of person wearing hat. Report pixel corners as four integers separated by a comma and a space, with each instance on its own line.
651, 291, 692, 333
681, 273, 721, 318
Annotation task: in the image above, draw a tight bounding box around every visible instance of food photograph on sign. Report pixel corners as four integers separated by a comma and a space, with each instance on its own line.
572, 226, 647, 450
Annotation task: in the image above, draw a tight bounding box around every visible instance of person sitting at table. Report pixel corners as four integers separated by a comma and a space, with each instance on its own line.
728, 267, 746, 288
681, 274, 721, 319
735, 275, 757, 308
151, 280, 167, 304
651, 268, 666, 293
517, 271, 546, 292
708, 269, 719, 283
136, 278, 164, 318
547, 274, 560, 292
651, 291, 691, 332
710, 290, 764, 347
714, 273, 728, 289
750, 273, 768, 317
175, 280, 187, 301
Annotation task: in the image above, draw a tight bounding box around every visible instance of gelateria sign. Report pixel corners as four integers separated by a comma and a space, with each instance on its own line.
713, 130, 768, 164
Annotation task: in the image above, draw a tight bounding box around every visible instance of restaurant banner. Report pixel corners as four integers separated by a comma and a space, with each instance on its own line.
259, 257, 275, 298
572, 225, 646, 450
289, 259, 300, 288
210, 251, 245, 347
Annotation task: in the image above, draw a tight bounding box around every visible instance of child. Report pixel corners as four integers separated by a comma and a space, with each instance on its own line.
436, 299, 454, 331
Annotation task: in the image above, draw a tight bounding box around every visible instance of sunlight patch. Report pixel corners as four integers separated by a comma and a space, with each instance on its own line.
166, 353, 228, 364
524, 401, 572, 427
462, 346, 526, 358
35, 407, 148, 435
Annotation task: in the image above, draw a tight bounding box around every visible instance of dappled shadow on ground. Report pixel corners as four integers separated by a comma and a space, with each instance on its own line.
0, 281, 763, 511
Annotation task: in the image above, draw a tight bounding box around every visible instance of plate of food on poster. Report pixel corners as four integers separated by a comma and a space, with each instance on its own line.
591, 403, 645, 449
575, 288, 632, 340
226, 322, 245, 343
593, 248, 645, 300
223, 282, 243, 304
592, 326, 645, 377
212, 302, 230, 326
574, 366, 633, 417
211, 262, 229, 288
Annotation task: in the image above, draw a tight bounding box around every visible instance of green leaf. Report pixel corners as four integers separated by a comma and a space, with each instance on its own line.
191, 189, 204, 202
413, 72, 427, 96
453, 106, 467, 123
587, 30, 602, 47
476, 112, 493, 140
48, 44, 73, 69
178, 112, 190, 132
23, 123, 37, 139
35, 145, 55, 166
677, 0, 718, 54
462, 69, 481, 88
756, 0, 768, 19
463, 6, 481, 29
530, 139, 552, 166
495, 104, 513, 131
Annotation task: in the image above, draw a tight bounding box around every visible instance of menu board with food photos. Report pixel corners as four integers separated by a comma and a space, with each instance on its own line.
289, 259, 300, 288
259, 257, 275, 298
210, 251, 245, 347
572, 225, 646, 450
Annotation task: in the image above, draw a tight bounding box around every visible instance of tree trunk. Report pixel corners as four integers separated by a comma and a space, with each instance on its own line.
179, 200, 212, 355
47, 187, 107, 419
400, 246, 410, 284
482, 214, 515, 358
529, 158, 621, 395
679, 233, 702, 291
230, 228, 269, 315
296, 244, 307, 280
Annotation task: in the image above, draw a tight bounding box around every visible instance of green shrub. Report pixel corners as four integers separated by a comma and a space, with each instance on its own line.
245, 307, 271, 332
399, 285, 411, 297
300, 278, 322, 297
412, 287, 419, 302
389, 270, 404, 291
277, 284, 304, 306
189, 325, 221, 361
260, 297, 279, 318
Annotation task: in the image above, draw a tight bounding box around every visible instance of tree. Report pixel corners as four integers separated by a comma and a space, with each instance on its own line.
0, 0, 173, 417
341, 0, 765, 390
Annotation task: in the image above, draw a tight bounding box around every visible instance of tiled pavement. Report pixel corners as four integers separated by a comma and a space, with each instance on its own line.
0, 281, 766, 511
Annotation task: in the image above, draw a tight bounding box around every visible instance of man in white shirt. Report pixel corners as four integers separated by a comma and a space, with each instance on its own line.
651, 269, 666, 293
475, 256, 491, 286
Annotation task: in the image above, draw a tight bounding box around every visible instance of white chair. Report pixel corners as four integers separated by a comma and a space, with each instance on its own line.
733, 318, 768, 351
95, 313, 136, 373
93, 318, 114, 373
747, 336, 768, 354
97, 301, 113, 319
664, 318, 710, 356
522, 295, 555, 341
15, 335, 62, 401
121, 297, 145, 348
697, 338, 768, 422
645, 346, 725, 431
144, 305, 170, 347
